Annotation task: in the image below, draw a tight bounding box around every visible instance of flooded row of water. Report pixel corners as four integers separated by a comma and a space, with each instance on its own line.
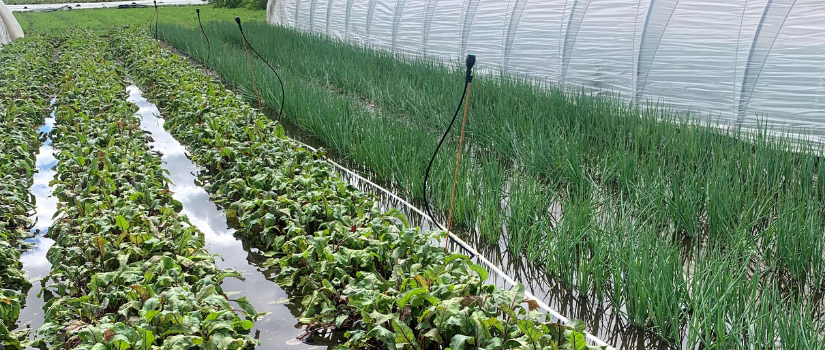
17, 102, 57, 342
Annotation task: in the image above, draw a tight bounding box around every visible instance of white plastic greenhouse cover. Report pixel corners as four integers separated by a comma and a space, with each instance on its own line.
0, 0, 24, 45
267, 0, 825, 139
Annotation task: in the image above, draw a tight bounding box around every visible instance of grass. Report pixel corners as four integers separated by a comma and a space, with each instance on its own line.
13, 4, 264, 33
154, 22, 825, 349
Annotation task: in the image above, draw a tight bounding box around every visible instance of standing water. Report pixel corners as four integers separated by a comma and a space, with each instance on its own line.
127, 85, 337, 349
17, 102, 58, 340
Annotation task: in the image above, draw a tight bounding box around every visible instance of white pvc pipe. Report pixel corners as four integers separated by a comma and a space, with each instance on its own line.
290, 139, 615, 350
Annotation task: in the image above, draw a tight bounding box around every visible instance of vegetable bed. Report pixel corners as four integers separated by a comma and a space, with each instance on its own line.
36, 30, 259, 350
110, 27, 600, 350
0, 35, 55, 347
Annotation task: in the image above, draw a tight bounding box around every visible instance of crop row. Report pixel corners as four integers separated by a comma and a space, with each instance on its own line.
110, 27, 601, 350
0, 35, 55, 346
159, 21, 825, 348
36, 30, 258, 350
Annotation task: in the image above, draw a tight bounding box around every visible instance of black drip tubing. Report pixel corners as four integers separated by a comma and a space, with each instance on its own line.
153, 1, 158, 40
196, 9, 211, 68
235, 17, 286, 120
423, 54, 476, 230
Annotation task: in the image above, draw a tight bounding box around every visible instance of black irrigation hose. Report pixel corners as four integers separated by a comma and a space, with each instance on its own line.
423, 81, 468, 227
423, 54, 476, 227
196, 8, 211, 68
153, 0, 158, 40
235, 17, 286, 120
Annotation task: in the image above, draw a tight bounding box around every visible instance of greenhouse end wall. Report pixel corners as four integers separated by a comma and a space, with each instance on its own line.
267, 0, 825, 139
0, 0, 25, 45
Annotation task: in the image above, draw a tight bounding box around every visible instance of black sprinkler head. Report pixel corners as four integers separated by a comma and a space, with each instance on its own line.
465, 54, 476, 82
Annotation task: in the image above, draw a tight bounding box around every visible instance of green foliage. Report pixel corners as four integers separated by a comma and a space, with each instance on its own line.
36, 30, 258, 350
242, 0, 267, 10
110, 26, 603, 350
208, 0, 243, 9
208, 0, 266, 10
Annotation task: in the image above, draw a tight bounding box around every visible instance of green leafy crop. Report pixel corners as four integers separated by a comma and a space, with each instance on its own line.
36, 30, 259, 350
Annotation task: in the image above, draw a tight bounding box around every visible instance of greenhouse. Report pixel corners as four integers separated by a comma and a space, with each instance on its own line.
269, 0, 825, 138
1, 1, 824, 350
0, 0, 24, 44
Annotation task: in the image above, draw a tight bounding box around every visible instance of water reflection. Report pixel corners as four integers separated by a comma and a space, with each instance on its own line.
128, 85, 336, 349
17, 104, 58, 340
